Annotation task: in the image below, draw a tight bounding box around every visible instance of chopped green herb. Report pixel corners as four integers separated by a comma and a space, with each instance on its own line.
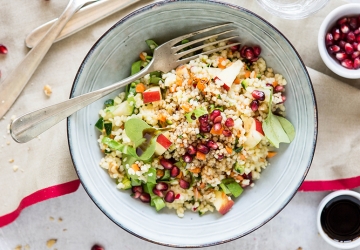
160, 169, 171, 181
104, 122, 112, 136
234, 146, 243, 153
104, 99, 114, 107
95, 117, 104, 131
145, 39, 158, 52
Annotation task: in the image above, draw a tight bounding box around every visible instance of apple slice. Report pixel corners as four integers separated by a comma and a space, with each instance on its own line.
214, 60, 243, 91
206, 67, 223, 79
155, 133, 172, 155
244, 118, 264, 148
213, 190, 234, 215
143, 86, 162, 104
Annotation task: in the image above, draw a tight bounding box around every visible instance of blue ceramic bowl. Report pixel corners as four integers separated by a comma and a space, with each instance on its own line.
67, 0, 317, 247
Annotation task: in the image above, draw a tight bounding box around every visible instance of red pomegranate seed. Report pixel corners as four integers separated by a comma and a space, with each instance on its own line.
347, 32, 356, 42
217, 154, 224, 161
357, 43, 360, 51
175, 193, 181, 199
336, 52, 347, 61
252, 90, 265, 101
133, 192, 141, 199
198, 114, 209, 125
153, 188, 164, 197
213, 122, 222, 132
244, 47, 255, 60
210, 109, 221, 121
187, 145, 197, 155
250, 100, 259, 111
325, 33, 334, 45
341, 24, 350, 34
164, 191, 175, 203
274, 85, 284, 93
332, 28, 341, 41
345, 43, 354, 54
0, 44, 8, 54
355, 28, 360, 35
200, 124, 211, 133
139, 193, 151, 203
352, 42, 359, 50
206, 140, 218, 150
340, 32, 347, 40
183, 153, 193, 163
197, 144, 209, 154
228, 41, 239, 51
338, 17, 348, 25
349, 17, 358, 29
357, 35, 360, 43
253, 46, 261, 57
339, 40, 346, 48
281, 96, 287, 103
240, 45, 248, 58
132, 185, 143, 193
213, 115, 222, 123
329, 45, 340, 53
249, 57, 259, 62
225, 117, 234, 127
155, 182, 168, 191
352, 51, 360, 59
222, 129, 232, 137
179, 179, 190, 189
91, 244, 104, 250
354, 57, 360, 69
170, 166, 180, 177
341, 59, 354, 69
266, 83, 274, 89
160, 158, 173, 170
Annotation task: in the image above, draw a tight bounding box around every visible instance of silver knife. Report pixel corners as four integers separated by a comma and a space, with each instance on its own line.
26, 0, 142, 48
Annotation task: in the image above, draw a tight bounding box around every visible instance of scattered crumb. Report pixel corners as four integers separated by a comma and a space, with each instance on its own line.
58, 217, 63, 222
43, 85, 52, 97
49, 216, 54, 221
6, 123, 10, 134
13, 165, 18, 172
10, 115, 16, 121
46, 239, 57, 248
297, 248, 303, 250
37, 136, 41, 140
20, 168, 24, 172
7, 141, 10, 145
9, 158, 14, 163
24, 244, 30, 250
13, 245, 21, 250
63, 228, 67, 232
1, 100, 4, 104
2, 116, 6, 119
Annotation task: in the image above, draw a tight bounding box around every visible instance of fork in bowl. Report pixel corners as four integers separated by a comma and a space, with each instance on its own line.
10, 23, 240, 143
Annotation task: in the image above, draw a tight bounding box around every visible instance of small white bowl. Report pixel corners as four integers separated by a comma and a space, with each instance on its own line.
318, 3, 360, 79
317, 190, 360, 249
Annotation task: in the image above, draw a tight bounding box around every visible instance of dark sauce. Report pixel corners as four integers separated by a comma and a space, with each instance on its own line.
136, 128, 157, 156
320, 195, 360, 242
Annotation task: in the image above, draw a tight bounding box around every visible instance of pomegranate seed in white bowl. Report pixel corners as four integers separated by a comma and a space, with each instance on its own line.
318, 3, 360, 79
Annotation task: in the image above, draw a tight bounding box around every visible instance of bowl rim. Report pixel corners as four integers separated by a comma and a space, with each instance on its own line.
67, 0, 318, 247
318, 3, 360, 79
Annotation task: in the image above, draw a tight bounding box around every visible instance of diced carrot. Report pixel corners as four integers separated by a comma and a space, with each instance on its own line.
181, 103, 191, 112
135, 83, 146, 93
218, 57, 227, 69
244, 70, 251, 78
176, 77, 183, 86
101, 149, 105, 153
179, 143, 184, 148
230, 171, 235, 177
235, 175, 244, 181
240, 154, 246, 161
197, 81, 206, 91
267, 151, 277, 158
199, 182, 206, 189
139, 52, 147, 61
109, 134, 115, 139
189, 167, 201, 174
193, 187, 202, 201
272, 81, 278, 87
225, 146, 233, 154
158, 114, 166, 123
170, 85, 176, 93
156, 169, 164, 178
188, 79, 193, 85
176, 171, 183, 179
259, 158, 265, 162
131, 164, 140, 172
196, 151, 206, 161
233, 77, 241, 84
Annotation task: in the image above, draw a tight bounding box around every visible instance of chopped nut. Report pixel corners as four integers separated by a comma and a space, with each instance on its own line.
9, 159, 14, 163
63, 228, 67, 232
24, 245, 30, 250
14, 245, 22, 250
13, 165, 18, 172
43, 85, 52, 97
46, 239, 57, 248
58, 217, 63, 222
49, 216, 54, 221
6, 141, 10, 145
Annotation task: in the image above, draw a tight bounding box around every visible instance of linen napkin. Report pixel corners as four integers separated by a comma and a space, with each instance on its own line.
0, 0, 359, 228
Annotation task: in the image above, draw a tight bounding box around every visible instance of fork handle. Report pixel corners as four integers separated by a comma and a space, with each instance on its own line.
10, 65, 152, 143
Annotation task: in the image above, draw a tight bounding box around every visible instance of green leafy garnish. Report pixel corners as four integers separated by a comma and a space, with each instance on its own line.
125, 118, 151, 147
104, 99, 114, 107
276, 115, 296, 141
185, 107, 208, 123
131, 61, 142, 75
145, 39, 158, 52
146, 167, 157, 184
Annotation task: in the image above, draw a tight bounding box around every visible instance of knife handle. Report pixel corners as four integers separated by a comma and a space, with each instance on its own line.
25, 0, 140, 48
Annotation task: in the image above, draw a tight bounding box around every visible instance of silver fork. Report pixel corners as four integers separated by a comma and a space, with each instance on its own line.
11, 23, 240, 143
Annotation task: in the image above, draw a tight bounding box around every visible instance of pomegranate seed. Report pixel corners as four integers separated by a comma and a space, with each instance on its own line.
354, 57, 360, 69
253, 46, 261, 57
213, 115, 222, 123
339, 40, 346, 48
132, 185, 143, 193
228, 42, 239, 51
0, 44, 8, 54
266, 83, 274, 89
179, 179, 190, 189
340, 32, 347, 40
91, 244, 104, 250
222, 129, 232, 137
239, 45, 248, 58
175, 193, 181, 199
244, 48, 255, 60
281, 96, 287, 103
252, 90, 265, 101
358, 43, 360, 51
155, 182, 168, 191
197, 144, 209, 154
160, 158, 173, 170
198, 114, 209, 125
153, 188, 164, 197
225, 117, 234, 127
217, 154, 224, 161
357, 35, 360, 43
139, 193, 151, 203
210, 109, 221, 121
183, 153, 193, 163
349, 17, 358, 29
347, 32, 356, 42
206, 140, 218, 150
187, 145, 197, 155
352, 42, 359, 50
336, 52, 347, 61
250, 100, 259, 111
164, 191, 175, 203
338, 17, 348, 25
274, 85, 284, 93
325, 32, 334, 45
170, 166, 180, 177
341, 59, 354, 69
200, 124, 211, 133
352, 51, 360, 59
213, 122, 222, 132
133, 192, 141, 199
332, 28, 341, 41
249, 57, 259, 62
329, 45, 341, 54
345, 43, 354, 54
355, 28, 360, 35
341, 24, 350, 34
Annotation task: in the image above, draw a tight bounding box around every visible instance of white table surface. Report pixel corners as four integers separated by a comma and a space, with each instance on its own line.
1, 0, 360, 249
